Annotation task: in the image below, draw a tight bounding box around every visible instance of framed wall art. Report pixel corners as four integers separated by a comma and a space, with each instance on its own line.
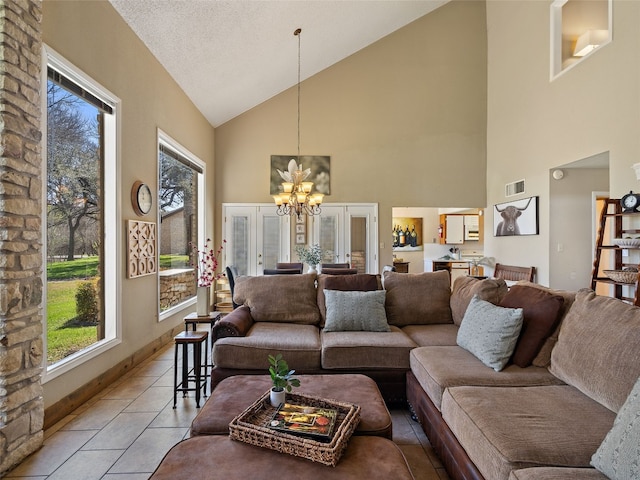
270, 155, 331, 195
493, 196, 539, 236
127, 220, 157, 278
295, 216, 306, 244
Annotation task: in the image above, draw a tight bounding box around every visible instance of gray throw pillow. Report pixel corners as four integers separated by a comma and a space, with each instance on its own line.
591, 375, 640, 479
323, 289, 390, 332
456, 295, 523, 372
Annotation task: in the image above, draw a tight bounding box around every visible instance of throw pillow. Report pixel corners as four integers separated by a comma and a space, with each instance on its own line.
456, 295, 524, 372
316, 273, 380, 325
233, 273, 320, 324
499, 284, 564, 367
450, 276, 508, 326
383, 270, 452, 326
591, 375, 640, 479
323, 289, 390, 332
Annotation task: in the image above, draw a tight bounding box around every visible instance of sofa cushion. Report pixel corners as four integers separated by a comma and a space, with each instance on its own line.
410, 346, 564, 411
212, 322, 321, 370
321, 326, 417, 370
401, 324, 459, 347
591, 375, 640, 479
442, 385, 616, 480
383, 270, 452, 326
317, 273, 381, 326
499, 284, 564, 367
456, 295, 523, 372
233, 273, 320, 325
509, 468, 608, 480
450, 276, 508, 325
550, 288, 640, 413
323, 290, 390, 332
510, 281, 576, 368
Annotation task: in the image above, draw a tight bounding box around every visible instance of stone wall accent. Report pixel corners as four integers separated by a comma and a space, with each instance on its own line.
159, 269, 197, 310
0, 0, 44, 474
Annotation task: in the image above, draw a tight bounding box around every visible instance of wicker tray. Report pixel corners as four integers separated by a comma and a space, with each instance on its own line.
229, 390, 361, 466
604, 269, 639, 284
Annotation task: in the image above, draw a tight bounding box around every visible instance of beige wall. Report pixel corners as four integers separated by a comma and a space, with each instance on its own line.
549, 168, 609, 290
485, 0, 640, 286
214, 0, 488, 268
42, 1, 215, 408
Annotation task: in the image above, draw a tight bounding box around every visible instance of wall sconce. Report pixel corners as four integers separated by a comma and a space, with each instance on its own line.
632, 163, 640, 181
574, 30, 608, 57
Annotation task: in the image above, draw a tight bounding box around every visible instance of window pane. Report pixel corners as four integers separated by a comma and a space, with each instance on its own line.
46, 79, 104, 365
231, 216, 250, 276
159, 148, 199, 312
262, 216, 281, 269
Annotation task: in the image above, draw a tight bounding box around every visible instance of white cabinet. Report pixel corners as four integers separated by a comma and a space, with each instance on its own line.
463, 215, 480, 241
445, 215, 464, 244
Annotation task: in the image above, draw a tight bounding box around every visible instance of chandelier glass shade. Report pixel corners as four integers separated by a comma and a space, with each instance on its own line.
273, 28, 323, 219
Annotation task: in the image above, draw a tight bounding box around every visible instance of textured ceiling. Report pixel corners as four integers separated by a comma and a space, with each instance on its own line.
109, 0, 448, 127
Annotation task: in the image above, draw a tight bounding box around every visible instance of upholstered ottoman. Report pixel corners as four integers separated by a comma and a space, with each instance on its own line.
150, 435, 415, 480
191, 374, 392, 438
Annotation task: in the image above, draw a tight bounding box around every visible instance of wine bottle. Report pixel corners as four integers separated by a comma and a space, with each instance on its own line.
392, 225, 398, 247
398, 225, 405, 247
410, 225, 417, 247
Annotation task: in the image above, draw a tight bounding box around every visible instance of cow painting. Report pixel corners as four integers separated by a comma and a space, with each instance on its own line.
494, 197, 538, 236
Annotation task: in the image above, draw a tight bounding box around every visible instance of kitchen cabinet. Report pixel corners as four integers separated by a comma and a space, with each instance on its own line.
432, 260, 470, 285
439, 215, 464, 244
464, 215, 480, 241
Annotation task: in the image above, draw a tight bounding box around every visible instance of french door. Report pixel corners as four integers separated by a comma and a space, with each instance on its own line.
309, 204, 378, 273
222, 204, 290, 276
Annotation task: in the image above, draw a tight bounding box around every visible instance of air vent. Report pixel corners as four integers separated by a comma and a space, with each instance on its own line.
505, 179, 525, 197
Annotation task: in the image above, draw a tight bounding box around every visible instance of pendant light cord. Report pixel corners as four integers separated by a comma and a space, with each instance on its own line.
295, 28, 301, 159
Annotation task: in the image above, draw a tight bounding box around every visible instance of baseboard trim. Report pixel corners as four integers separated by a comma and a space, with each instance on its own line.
44, 324, 184, 430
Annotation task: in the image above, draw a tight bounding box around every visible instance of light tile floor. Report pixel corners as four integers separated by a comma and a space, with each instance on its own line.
6, 341, 450, 480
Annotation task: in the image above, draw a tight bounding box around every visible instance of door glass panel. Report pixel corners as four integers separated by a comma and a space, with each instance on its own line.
319, 215, 338, 263
262, 216, 281, 269
350, 217, 367, 272
231, 216, 249, 275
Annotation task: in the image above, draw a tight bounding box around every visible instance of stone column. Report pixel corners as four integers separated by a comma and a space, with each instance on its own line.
0, 0, 44, 474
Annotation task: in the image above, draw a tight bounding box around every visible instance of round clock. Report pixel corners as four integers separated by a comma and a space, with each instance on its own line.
131, 181, 152, 216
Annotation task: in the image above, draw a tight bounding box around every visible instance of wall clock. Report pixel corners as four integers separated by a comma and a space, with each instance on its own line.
131, 180, 153, 216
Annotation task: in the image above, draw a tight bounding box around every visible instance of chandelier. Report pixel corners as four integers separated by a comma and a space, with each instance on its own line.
273, 28, 323, 218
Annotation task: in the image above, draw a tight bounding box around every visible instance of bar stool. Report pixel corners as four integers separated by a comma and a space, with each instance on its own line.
173, 330, 208, 408
183, 311, 221, 395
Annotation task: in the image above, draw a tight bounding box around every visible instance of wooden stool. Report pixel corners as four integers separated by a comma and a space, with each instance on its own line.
173, 330, 208, 408
183, 311, 221, 394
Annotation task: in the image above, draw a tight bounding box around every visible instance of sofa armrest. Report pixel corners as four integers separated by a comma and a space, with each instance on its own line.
212, 306, 254, 341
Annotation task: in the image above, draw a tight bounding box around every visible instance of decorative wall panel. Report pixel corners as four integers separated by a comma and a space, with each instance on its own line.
127, 220, 157, 278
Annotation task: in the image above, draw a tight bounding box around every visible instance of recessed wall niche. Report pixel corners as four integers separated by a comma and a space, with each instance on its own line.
551, 0, 611, 79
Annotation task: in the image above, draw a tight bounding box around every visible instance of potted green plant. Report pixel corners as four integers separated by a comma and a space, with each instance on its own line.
295, 244, 323, 273
268, 353, 300, 407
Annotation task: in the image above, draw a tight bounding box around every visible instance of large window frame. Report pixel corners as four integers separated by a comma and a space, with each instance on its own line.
42, 46, 122, 382
157, 129, 206, 320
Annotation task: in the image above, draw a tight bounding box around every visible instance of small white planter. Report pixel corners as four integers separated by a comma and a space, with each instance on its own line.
196, 286, 210, 317
270, 388, 286, 407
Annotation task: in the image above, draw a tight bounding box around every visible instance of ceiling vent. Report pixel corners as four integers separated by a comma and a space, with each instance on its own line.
505, 179, 525, 197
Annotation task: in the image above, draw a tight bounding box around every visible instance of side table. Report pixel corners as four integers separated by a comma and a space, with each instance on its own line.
183, 311, 222, 394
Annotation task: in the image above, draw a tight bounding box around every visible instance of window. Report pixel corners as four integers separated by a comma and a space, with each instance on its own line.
44, 47, 120, 379
158, 131, 205, 315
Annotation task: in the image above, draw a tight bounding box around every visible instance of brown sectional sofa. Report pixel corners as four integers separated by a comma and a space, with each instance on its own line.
408, 282, 640, 480
211, 270, 465, 404
210, 271, 640, 480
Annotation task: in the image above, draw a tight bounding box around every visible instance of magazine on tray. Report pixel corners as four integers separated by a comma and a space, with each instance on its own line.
267, 402, 338, 442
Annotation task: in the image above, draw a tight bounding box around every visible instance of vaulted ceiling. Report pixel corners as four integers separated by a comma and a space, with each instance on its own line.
109, 0, 448, 127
